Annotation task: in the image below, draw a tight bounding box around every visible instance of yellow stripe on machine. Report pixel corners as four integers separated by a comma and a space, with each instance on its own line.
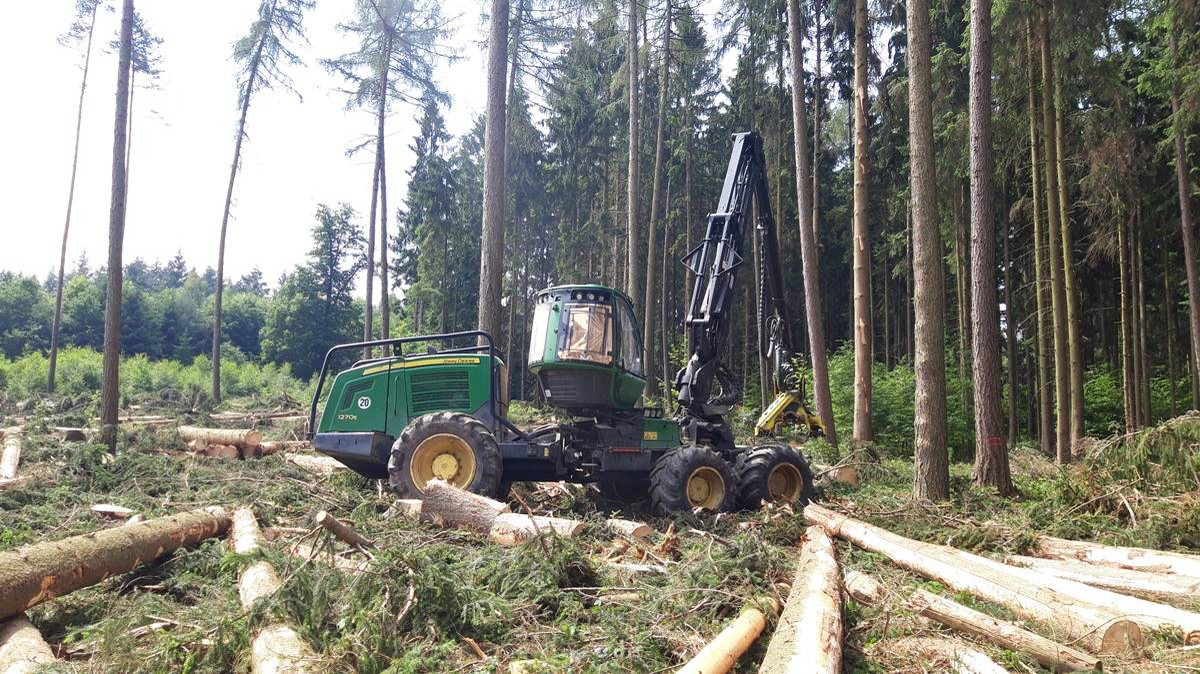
361, 356, 482, 376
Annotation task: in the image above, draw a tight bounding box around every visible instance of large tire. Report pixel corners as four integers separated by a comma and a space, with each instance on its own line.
388, 412, 503, 499
736, 444, 815, 510
597, 480, 650, 504
649, 446, 739, 515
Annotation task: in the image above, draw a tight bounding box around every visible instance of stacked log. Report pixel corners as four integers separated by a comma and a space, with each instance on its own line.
229, 508, 317, 673
0, 507, 230, 619
0, 614, 55, 674
1035, 536, 1200, 578
759, 527, 842, 673
803, 503, 1143, 655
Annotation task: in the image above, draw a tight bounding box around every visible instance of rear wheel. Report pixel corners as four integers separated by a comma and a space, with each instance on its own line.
650, 445, 739, 515
736, 444, 815, 510
388, 412, 503, 499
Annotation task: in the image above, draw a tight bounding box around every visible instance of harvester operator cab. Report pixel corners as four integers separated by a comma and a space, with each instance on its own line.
527, 285, 646, 413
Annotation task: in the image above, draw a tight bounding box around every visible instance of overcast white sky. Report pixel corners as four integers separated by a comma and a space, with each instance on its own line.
0, 1, 492, 291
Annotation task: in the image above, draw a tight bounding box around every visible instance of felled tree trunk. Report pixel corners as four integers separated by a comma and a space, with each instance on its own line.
1, 434, 21, 480
606, 518, 652, 538
421, 479, 510, 534
488, 513, 586, 545
676, 607, 767, 674
315, 511, 374, 548
0, 614, 55, 674
803, 504, 1142, 654
842, 569, 883, 604
0, 507, 229, 619
258, 441, 309, 456
907, 588, 1100, 672
892, 637, 1007, 674
1007, 554, 1200, 603
178, 426, 262, 448
284, 453, 343, 476
760, 527, 842, 673
1035, 536, 1200, 578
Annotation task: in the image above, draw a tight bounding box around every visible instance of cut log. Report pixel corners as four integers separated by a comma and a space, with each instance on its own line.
421, 479, 510, 534
314, 511, 374, 548
488, 513, 586, 545
892, 637, 1008, 674
125, 514, 145, 526
91, 504, 136, 519
813, 463, 860, 486
284, 453, 343, 476
606, 518, 652, 538
676, 607, 766, 674
178, 425, 263, 448
804, 503, 1143, 655
250, 624, 315, 674
1035, 535, 1200, 578
231, 508, 265, 555
258, 441, 309, 456
906, 588, 1101, 672
1, 434, 21, 480
388, 499, 424, 519
843, 569, 884, 605
1007, 554, 1200, 604
943, 547, 1200, 645
0, 613, 55, 674
202, 444, 242, 460
0, 507, 229, 619
52, 427, 89, 442
760, 526, 842, 674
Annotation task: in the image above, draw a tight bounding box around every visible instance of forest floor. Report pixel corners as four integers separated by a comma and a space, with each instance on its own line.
1, 400, 1199, 673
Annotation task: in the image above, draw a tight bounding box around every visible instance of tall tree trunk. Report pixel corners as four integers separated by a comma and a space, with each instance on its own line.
50, 1, 99, 394
851, 0, 872, 443
1027, 25, 1053, 456
1135, 216, 1151, 426
906, 207, 913, 360
1054, 73, 1083, 444
1004, 182, 1019, 443
213, 0, 276, 399
908, 0, 948, 499
644, 4, 670, 398
1169, 26, 1200, 412
969, 0, 1012, 494
379, 140, 389, 342
1118, 203, 1136, 430
625, 0, 642, 310
662, 172, 672, 398
1038, 1, 1070, 462
99, 0, 134, 450
811, 0, 822, 267
478, 0, 510, 345
363, 32, 392, 357
956, 183, 971, 433
1165, 246, 1178, 417
786, 0, 837, 447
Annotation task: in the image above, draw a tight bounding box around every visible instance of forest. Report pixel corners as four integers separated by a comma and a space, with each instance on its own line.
0, 0, 1199, 671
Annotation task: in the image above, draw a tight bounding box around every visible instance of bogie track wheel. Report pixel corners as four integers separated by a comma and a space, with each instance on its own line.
650, 446, 739, 515
736, 444, 815, 510
388, 412, 503, 499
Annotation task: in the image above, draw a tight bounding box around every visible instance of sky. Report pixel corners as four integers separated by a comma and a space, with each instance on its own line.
0, 1, 492, 291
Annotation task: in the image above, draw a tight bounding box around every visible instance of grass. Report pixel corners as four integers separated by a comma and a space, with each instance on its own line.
2, 399, 1199, 673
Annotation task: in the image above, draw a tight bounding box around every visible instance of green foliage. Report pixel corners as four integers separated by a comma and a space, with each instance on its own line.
0, 272, 50, 358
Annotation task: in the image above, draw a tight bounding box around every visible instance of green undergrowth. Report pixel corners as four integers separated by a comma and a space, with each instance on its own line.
2, 402, 1199, 672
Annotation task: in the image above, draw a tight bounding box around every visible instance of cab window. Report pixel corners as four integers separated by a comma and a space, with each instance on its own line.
617, 300, 643, 376
558, 303, 613, 365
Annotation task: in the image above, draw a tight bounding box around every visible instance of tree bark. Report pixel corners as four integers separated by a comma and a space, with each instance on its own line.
488, 513, 586, 545
759, 527, 842, 674
1, 434, 20, 480
786, 0, 837, 447
478, 0, 510, 344
314, 510, 374, 549
49, 1, 99, 394
1054, 74, 1083, 445
851, 0, 872, 444
1169, 25, 1200, 412
803, 504, 1143, 654
1004, 183, 1018, 443
421, 479, 510, 534
178, 426, 262, 448
968, 0, 1012, 494
676, 607, 767, 674
378, 131, 390, 344
1006, 554, 1200, 604
0, 614, 55, 674
908, 0, 947, 498
1135, 220, 1151, 425
625, 0, 642, 307
906, 588, 1099, 672
99, 0, 134, 450
1038, 1, 1070, 462
606, 518, 651, 538
1119, 201, 1136, 429
1027, 19, 1053, 455
811, 0, 822, 266
1034, 536, 1200, 578
643, 3, 670, 398
0, 507, 229, 619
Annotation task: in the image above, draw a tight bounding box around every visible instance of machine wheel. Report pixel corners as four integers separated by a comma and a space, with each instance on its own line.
649, 446, 739, 515
597, 480, 650, 504
736, 444, 815, 510
388, 412, 503, 499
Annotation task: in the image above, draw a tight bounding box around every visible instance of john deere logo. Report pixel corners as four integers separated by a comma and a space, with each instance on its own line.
357, 396, 372, 410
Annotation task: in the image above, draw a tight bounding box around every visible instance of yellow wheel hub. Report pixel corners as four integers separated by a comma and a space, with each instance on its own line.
686, 466, 726, 510
410, 433, 476, 490
766, 463, 804, 502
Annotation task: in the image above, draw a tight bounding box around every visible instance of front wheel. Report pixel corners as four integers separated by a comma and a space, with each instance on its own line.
650, 445, 739, 515
736, 444, 815, 510
388, 412, 503, 499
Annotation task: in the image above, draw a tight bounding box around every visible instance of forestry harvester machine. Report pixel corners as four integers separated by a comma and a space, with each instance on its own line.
307, 132, 825, 514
